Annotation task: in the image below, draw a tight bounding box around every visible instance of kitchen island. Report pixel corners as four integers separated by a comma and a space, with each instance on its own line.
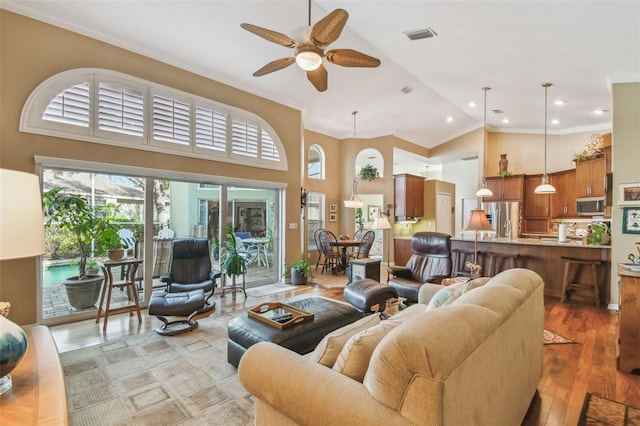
450, 237, 611, 305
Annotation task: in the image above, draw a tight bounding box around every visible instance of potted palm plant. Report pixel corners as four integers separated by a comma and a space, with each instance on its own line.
223, 225, 247, 278
43, 187, 120, 310
285, 259, 313, 285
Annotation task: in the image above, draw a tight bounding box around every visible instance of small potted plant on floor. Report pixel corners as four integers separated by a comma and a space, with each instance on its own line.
43, 187, 120, 310
285, 259, 313, 285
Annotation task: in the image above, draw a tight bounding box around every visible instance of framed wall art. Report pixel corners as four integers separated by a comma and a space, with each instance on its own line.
619, 183, 640, 206
329, 203, 337, 212
329, 213, 337, 222
368, 205, 381, 221
622, 207, 640, 234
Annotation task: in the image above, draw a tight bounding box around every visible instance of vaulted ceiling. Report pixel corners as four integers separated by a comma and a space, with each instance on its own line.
3, 1, 639, 154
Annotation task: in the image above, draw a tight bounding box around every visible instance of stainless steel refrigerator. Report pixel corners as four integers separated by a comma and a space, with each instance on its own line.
482, 201, 521, 238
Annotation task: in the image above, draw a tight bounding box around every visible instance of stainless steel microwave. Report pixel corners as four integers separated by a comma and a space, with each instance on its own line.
576, 197, 606, 216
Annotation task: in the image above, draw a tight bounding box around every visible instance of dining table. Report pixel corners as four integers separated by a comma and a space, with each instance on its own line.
329, 239, 363, 273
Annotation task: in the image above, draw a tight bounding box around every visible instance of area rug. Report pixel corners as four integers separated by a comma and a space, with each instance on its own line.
543, 329, 576, 345
60, 312, 253, 426
578, 393, 640, 425
245, 282, 297, 297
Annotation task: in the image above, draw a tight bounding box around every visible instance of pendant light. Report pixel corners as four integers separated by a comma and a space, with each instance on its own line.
475, 87, 494, 198
534, 83, 556, 194
344, 111, 365, 208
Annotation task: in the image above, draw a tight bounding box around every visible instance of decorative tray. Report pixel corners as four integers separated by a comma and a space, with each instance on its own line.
248, 302, 314, 330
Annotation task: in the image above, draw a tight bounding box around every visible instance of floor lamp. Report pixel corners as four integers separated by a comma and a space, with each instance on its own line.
462, 209, 494, 278
372, 214, 392, 282
0, 169, 46, 394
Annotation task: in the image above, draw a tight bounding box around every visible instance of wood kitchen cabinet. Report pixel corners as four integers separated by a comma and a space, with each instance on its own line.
483, 175, 524, 201
522, 174, 550, 234
394, 174, 424, 219
393, 238, 412, 266
617, 266, 640, 374
551, 169, 577, 217
575, 146, 610, 198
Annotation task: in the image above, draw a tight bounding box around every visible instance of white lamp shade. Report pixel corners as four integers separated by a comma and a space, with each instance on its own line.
372, 216, 392, 230
533, 175, 556, 194
475, 187, 494, 198
0, 169, 46, 260
344, 199, 365, 209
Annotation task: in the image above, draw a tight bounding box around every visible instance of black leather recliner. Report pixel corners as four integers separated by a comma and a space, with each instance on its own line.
387, 232, 452, 304
161, 238, 221, 313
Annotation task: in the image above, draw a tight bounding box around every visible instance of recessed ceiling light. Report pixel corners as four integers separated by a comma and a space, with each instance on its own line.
502, 118, 510, 123
594, 109, 608, 115
551, 119, 560, 124
554, 100, 566, 106
468, 101, 477, 108
446, 116, 454, 123
492, 109, 504, 114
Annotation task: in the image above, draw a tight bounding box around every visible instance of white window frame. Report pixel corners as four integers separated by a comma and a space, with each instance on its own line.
20, 68, 288, 171
307, 144, 325, 180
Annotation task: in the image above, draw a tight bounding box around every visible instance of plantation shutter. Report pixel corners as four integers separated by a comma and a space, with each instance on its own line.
231, 118, 258, 158
261, 129, 280, 161
152, 95, 190, 145
98, 82, 144, 137
43, 83, 90, 127
195, 107, 226, 152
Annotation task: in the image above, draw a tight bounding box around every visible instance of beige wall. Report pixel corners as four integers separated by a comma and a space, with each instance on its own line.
0, 11, 303, 324
611, 82, 640, 305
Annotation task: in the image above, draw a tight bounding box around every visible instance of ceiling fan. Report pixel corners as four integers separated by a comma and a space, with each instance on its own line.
240, 0, 381, 92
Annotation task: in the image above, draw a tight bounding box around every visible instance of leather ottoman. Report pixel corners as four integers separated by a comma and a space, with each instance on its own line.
227, 296, 363, 368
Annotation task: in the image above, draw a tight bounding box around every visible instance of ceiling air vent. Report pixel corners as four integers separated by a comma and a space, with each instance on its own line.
404, 27, 438, 41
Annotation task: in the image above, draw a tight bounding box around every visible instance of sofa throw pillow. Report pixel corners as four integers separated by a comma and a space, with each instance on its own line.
332, 318, 403, 382
309, 313, 382, 367
426, 277, 490, 311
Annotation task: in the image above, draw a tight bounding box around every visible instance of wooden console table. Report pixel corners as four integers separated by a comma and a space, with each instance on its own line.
617, 264, 640, 374
0, 325, 68, 425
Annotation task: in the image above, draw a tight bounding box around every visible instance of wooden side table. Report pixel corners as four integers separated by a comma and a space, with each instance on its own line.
0, 325, 68, 425
96, 258, 143, 331
348, 258, 381, 283
617, 264, 640, 374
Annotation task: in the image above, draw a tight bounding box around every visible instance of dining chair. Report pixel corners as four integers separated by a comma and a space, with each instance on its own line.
313, 229, 324, 270
351, 230, 375, 259
318, 230, 343, 274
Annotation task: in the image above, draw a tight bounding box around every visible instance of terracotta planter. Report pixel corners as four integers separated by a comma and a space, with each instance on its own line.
107, 248, 125, 261
62, 275, 104, 310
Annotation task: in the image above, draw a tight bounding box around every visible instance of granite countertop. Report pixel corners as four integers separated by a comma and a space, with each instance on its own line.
450, 236, 611, 249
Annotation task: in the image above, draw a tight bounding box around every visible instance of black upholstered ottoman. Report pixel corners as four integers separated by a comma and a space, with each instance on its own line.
343, 278, 398, 313
227, 296, 363, 368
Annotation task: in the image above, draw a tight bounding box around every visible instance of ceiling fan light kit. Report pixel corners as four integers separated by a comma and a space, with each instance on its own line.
241, 1, 380, 92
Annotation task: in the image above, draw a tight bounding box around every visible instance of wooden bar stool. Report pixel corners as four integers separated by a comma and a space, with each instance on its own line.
560, 257, 601, 307
486, 252, 518, 277
452, 248, 479, 277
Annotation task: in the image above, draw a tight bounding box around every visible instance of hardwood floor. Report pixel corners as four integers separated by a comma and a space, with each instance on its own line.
50, 272, 640, 425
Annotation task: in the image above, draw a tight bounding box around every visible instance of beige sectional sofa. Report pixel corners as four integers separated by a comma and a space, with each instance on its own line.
238, 268, 545, 425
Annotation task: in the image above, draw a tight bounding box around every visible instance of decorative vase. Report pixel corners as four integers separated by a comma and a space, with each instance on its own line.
0, 306, 28, 395
499, 154, 509, 173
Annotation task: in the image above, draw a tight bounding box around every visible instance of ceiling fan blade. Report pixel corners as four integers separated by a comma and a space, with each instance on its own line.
253, 57, 296, 77
307, 64, 328, 92
325, 49, 381, 68
311, 9, 348, 47
240, 23, 298, 48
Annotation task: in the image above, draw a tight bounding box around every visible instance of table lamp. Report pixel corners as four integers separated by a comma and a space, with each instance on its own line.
372, 213, 392, 282
0, 169, 46, 395
463, 209, 494, 278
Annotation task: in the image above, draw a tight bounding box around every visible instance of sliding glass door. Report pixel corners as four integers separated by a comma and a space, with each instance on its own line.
40, 165, 282, 325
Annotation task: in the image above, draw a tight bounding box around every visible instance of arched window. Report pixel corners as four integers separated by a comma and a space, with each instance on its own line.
21, 68, 287, 170
356, 148, 384, 178
307, 144, 325, 180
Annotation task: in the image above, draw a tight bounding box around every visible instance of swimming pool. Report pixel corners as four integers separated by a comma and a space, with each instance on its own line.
43, 263, 81, 288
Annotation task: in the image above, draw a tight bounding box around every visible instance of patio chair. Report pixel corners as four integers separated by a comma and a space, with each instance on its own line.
117, 229, 136, 258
